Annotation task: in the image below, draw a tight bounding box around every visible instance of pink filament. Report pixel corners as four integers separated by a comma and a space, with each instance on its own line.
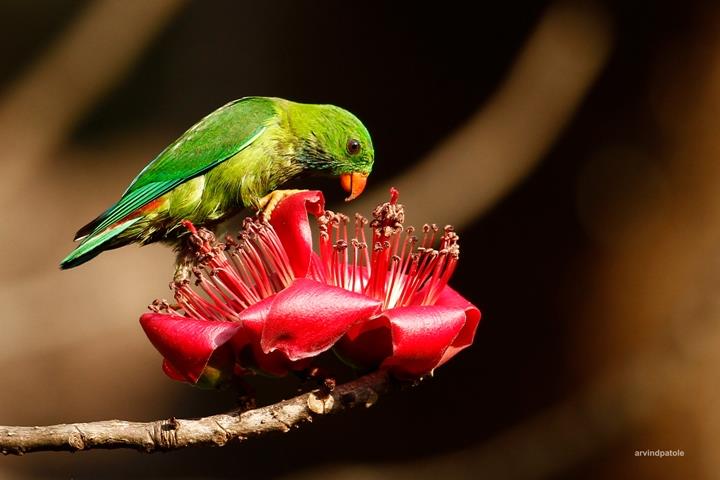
162, 191, 461, 322
318, 195, 460, 310
170, 221, 296, 320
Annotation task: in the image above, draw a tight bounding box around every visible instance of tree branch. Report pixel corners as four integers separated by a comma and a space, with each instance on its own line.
0, 370, 391, 455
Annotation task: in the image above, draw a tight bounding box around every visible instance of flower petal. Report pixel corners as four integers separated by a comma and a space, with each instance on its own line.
161, 359, 186, 382
238, 342, 301, 377
335, 289, 479, 377
433, 286, 481, 367
261, 278, 382, 361
140, 313, 241, 383
380, 305, 468, 378
269, 190, 325, 278
336, 318, 393, 369
234, 295, 303, 376
237, 294, 275, 339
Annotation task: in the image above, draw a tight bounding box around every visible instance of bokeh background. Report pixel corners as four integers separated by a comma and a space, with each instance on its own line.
1, 0, 718, 478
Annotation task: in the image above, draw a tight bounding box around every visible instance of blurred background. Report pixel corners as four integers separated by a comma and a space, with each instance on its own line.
0, 0, 718, 478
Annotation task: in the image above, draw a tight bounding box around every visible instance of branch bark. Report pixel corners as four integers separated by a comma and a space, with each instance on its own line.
0, 370, 391, 455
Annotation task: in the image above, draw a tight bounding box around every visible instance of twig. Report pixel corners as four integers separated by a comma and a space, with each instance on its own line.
0, 370, 391, 455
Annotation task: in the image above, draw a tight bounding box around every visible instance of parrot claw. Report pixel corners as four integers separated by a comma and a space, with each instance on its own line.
256, 189, 308, 221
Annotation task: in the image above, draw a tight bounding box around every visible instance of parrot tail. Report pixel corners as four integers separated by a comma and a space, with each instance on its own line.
60, 218, 141, 269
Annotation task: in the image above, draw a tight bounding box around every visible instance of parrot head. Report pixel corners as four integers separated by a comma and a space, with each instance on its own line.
294, 103, 374, 201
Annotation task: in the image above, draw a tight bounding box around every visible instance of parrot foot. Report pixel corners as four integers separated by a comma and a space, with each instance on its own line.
173, 239, 196, 285
256, 189, 308, 221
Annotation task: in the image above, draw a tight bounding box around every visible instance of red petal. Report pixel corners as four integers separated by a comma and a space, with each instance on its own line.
140, 313, 241, 383
380, 305, 468, 378
260, 278, 381, 361
237, 294, 275, 339
269, 190, 325, 278
434, 286, 481, 367
336, 288, 479, 376
336, 317, 393, 369
161, 359, 186, 381
233, 296, 290, 376
238, 342, 292, 377
233, 295, 309, 376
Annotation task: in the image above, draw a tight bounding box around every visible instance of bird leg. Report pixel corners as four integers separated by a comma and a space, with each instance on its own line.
173, 234, 196, 284
256, 189, 308, 221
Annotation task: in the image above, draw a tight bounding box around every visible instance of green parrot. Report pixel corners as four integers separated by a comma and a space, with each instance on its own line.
60, 96, 374, 278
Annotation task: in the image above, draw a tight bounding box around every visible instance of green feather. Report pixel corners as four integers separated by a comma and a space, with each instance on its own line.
62, 97, 375, 270
79, 97, 275, 238
61, 218, 141, 269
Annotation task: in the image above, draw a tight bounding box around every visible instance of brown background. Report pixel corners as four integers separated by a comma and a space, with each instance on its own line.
0, 1, 717, 478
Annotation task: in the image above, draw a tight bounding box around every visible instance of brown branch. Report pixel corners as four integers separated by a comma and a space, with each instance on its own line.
0, 370, 391, 455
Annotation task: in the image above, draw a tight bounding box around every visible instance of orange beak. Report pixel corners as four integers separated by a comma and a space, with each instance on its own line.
339, 172, 368, 201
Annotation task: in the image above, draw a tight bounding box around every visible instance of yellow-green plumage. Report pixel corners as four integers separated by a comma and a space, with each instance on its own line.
61, 96, 374, 269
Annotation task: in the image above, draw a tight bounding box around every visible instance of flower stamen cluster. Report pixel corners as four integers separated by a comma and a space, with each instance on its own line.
141, 189, 479, 384
318, 188, 459, 310
151, 219, 295, 322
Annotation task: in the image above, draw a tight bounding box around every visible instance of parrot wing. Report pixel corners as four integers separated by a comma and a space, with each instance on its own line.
74, 97, 276, 241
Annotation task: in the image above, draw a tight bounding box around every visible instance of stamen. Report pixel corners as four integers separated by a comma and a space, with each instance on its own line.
158, 219, 297, 322
335, 239, 348, 289
195, 271, 239, 318
152, 189, 462, 325
148, 299, 172, 314
350, 239, 360, 292
355, 213, 371, 270
313, 189, 461, 310
208, 268, 253, 310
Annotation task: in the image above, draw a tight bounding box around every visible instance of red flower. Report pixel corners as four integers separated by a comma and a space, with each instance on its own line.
140, 189, 480, 384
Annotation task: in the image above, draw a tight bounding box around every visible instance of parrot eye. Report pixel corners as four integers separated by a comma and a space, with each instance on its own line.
346, 138, 361, 156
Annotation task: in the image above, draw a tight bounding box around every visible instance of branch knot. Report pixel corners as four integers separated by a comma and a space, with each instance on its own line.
0, 370, 392, 454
